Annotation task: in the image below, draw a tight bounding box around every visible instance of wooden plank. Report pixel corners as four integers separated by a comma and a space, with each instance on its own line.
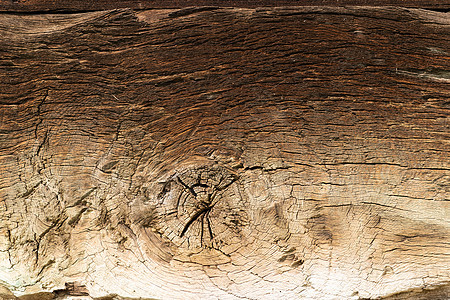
0, 6, 449, 300
0, 0, 449, 12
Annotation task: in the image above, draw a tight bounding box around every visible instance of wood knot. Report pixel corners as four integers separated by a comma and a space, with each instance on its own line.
155, 164, 248, 251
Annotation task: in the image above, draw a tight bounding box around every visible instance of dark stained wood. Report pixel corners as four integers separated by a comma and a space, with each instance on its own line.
0, 0, 449, 12
382, 284, 450, 299
0, 6, 449, 300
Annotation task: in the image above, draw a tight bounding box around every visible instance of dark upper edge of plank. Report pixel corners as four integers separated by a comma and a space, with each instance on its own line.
0, 0, 449, 13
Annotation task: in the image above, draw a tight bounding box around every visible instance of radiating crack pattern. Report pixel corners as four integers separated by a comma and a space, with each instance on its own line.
155, 165, 244, 250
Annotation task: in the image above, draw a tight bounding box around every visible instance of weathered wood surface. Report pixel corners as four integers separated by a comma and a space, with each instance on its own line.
1, 0, 450, 12
0, 6, 449, 300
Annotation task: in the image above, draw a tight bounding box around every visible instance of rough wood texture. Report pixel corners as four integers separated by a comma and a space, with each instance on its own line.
0, 6, 449, 300
0, 0, 449, 12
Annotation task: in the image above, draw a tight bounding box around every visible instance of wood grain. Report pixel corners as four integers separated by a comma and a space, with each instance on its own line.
0, 0, 449, 12
0, 6, 449, 300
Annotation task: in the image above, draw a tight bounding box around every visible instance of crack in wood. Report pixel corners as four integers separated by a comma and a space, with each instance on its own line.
180, 194, 215, 239
1, 1, 448, 13
177, 170, 239, 245
34, 90, 48, 140
157, 165, 243, 249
